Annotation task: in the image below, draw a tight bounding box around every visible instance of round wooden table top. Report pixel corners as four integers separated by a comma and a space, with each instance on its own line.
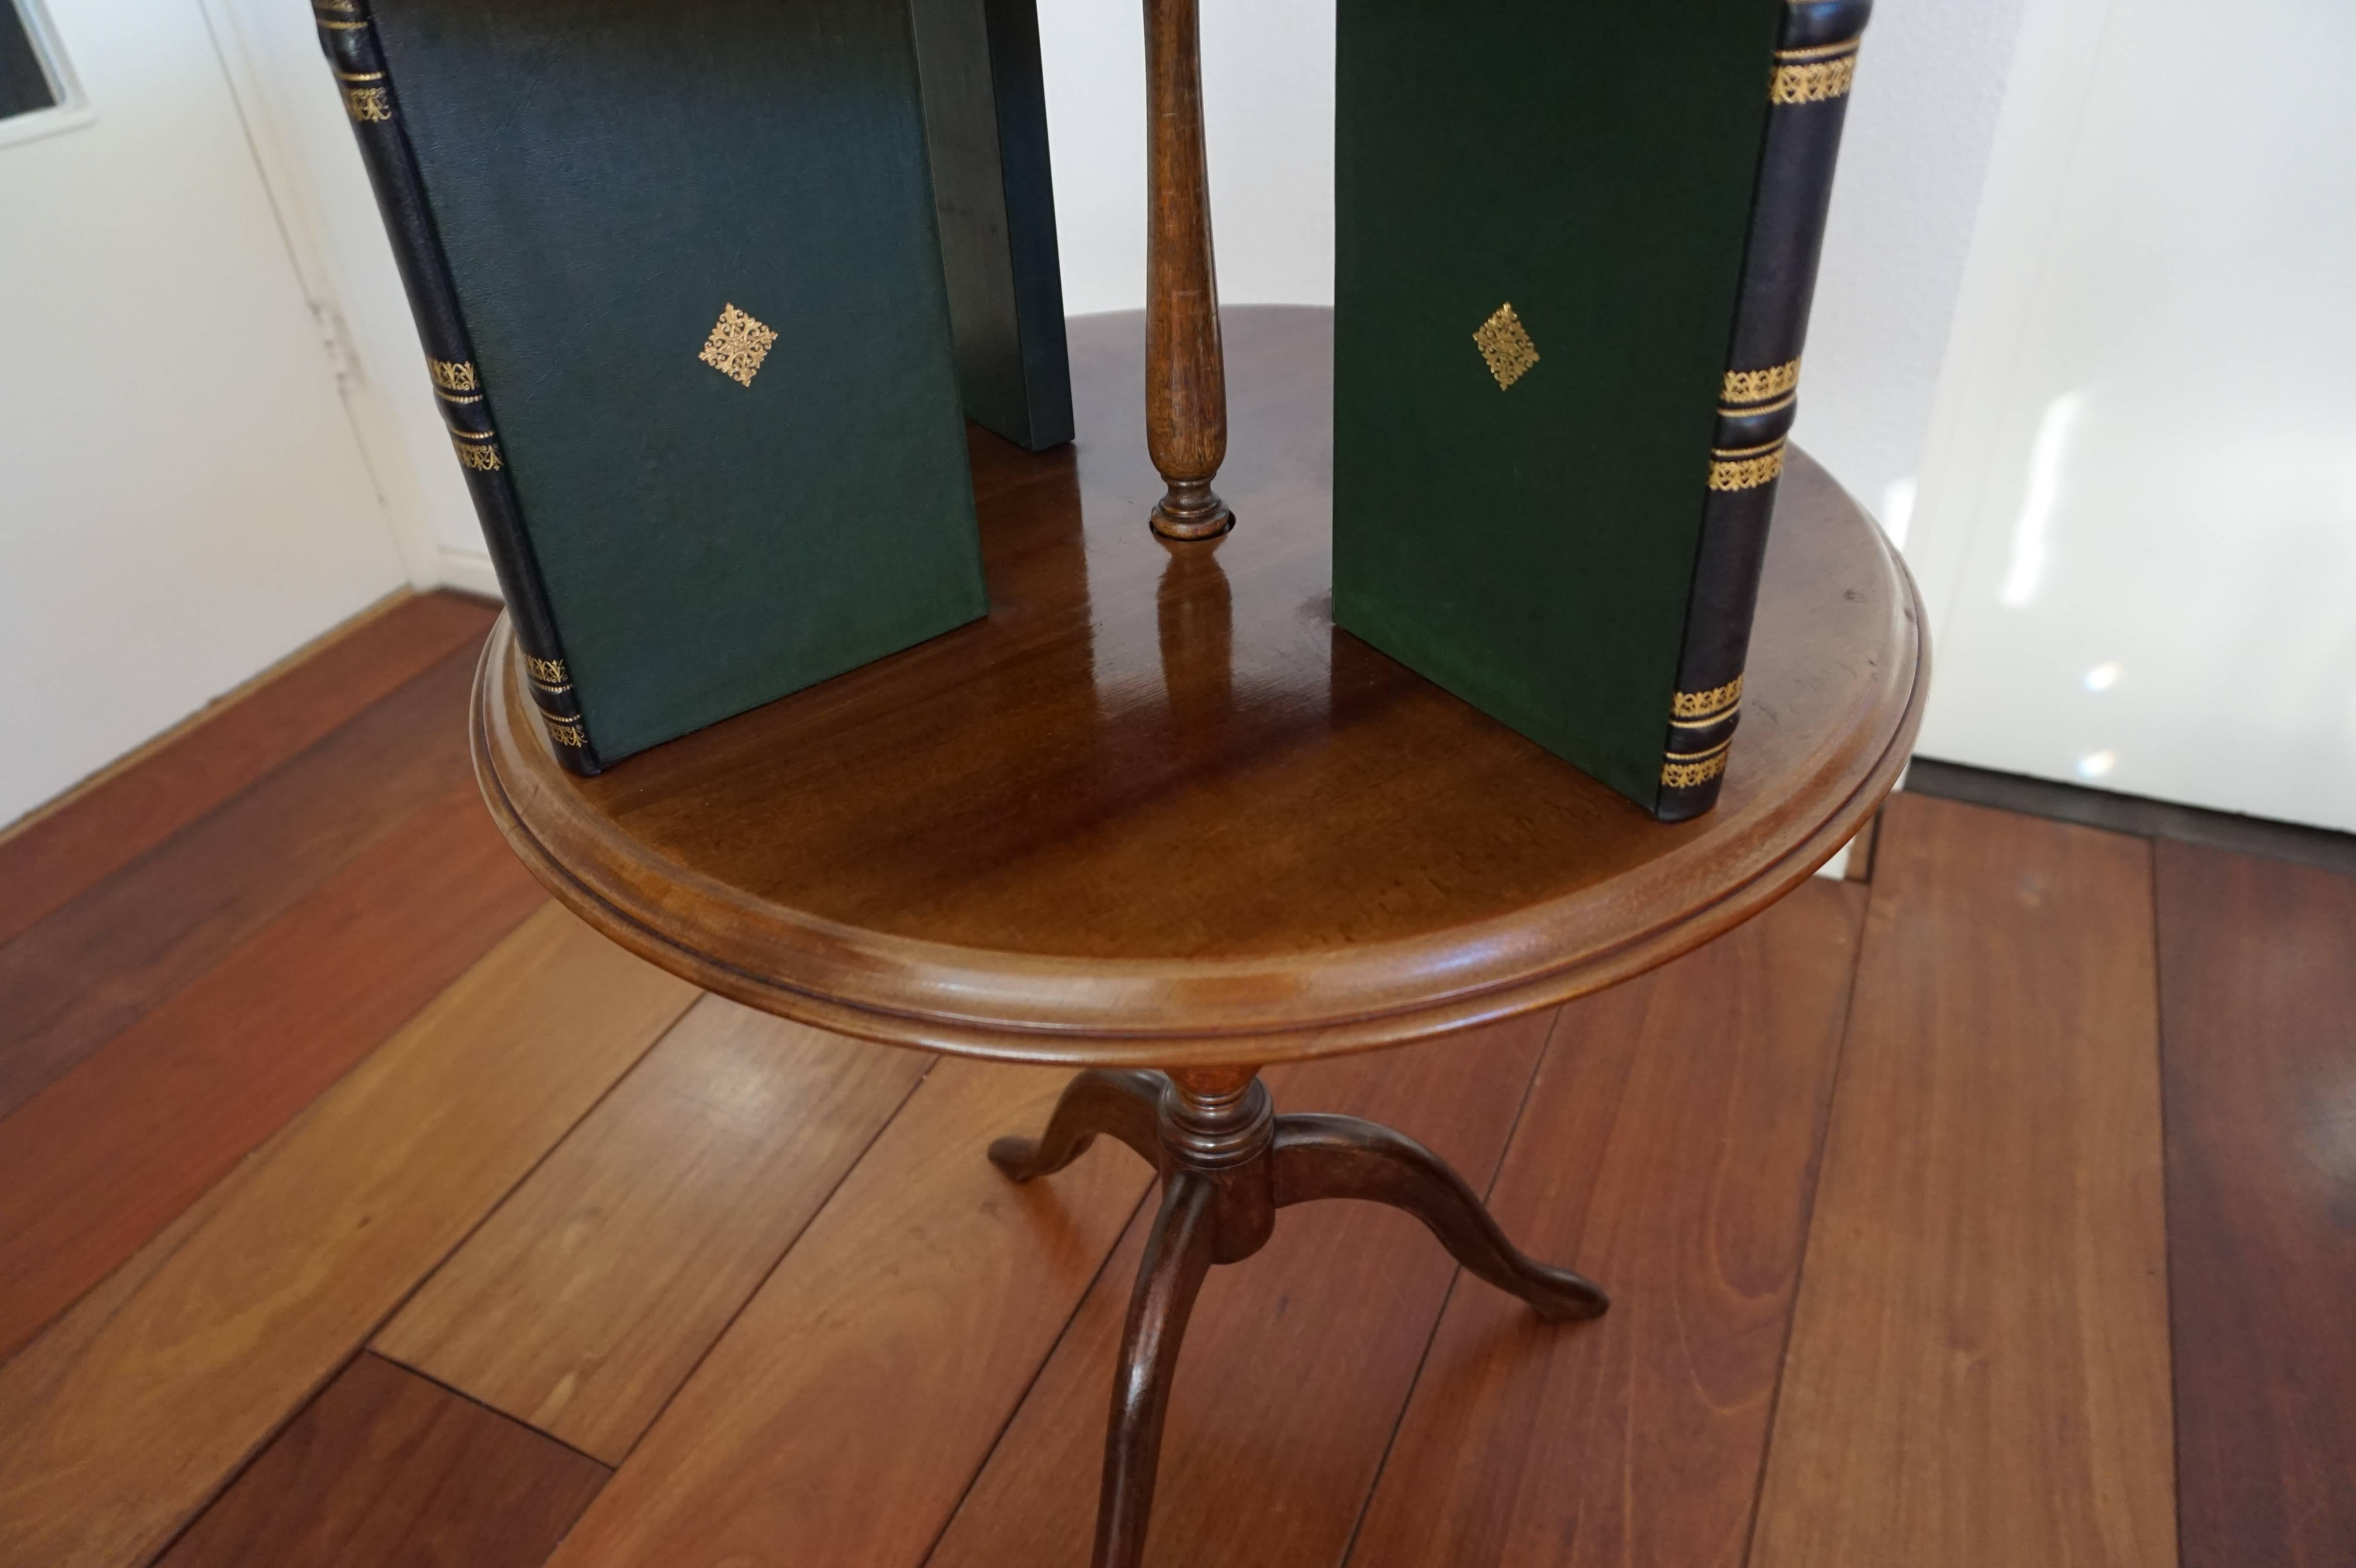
473, 307, 1926, 1067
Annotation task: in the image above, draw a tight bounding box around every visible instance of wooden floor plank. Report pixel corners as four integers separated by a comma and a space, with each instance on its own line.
0, 591, 493, 950
1345, 877, 1865, 1568
1748, 794, 2176, 1568
154, 1353, 608, 1568
925, 1015, 1556, 1568
0, 779, 546, 1362
2156, 841, 2356, 1568
543, 1057, 1153, 1568
0, 639, 489, 1119
0, 905, 698, 1568
376, 998, 932, 1463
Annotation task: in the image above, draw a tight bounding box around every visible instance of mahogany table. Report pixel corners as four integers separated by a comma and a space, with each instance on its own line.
470, 307, 1925, 1568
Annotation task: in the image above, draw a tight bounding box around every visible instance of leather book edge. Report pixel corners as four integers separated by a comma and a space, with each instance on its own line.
1654, 0, 1872, 823
311, 0, 604, 776
983, 0, 1075, 449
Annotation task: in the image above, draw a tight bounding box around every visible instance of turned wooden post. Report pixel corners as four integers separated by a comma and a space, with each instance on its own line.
1143, 0, 1232, 540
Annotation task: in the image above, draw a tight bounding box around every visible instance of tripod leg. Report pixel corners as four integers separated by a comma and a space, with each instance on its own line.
1270, 1113, 1608, 1321
1093, 1170, 1218, 1568
990, 1068, 1166, 1181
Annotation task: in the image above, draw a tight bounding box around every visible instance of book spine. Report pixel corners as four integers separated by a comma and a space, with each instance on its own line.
1656, 0, 1869, 822
981, 0, 1075, 450
909, 0, 1075, 451
310, 0, 602, 775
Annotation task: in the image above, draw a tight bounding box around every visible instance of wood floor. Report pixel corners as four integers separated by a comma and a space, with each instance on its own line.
2, 590, 2349, 1568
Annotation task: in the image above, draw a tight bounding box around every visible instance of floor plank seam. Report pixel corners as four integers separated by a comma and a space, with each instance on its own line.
0, 1087, 308, 1381
0, 888, 555, 1366
6, 923, 638, 1565
0, 780, 499, 1128
357, 966, 694, 1381
583, 1050, 947, 1471
0, 614, 479, 933
1335, 1008, 1565, 1567
2146, 840, 2191, 1568
915, 1175, 1162, 1568
377, 1352, 616, 1475
136, 1345, 378, 1568
1735, 886, 1871, 1568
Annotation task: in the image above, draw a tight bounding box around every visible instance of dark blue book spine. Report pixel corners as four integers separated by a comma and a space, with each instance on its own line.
310, 0, 600, 774
1657, 0, 1871, 821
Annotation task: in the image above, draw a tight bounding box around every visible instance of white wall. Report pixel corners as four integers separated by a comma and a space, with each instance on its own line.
203, 0, 497, 591
1788, 0, 2033, 545
1038, 0, 1336, 315
1036, 0, 2032, 557
0, 0, 409, 827
1906, 0, 2356, 831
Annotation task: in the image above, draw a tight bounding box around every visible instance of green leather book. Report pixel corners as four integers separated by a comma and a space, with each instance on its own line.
1333, 0, 1869, 819
315, 0, 987, 773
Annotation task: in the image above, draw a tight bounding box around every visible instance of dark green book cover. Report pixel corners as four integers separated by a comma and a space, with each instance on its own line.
1334, 0, 1866, 818
909, 0, 1074, 452
320, 0, 987, 769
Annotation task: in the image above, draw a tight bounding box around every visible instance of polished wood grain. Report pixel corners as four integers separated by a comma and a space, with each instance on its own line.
0, 590, 492, 949
1749, 795, 2176, 1568
1347, 876, 1865, 1568
927, 1015, 1557, 1568
0, 779, 545, 1362
154, 1353, 607, 1568
375, 998, 931, 1464
2156, 841, 2356, 1568
1141, 0, 1230, 538
0, 641, 488, 1121
543, 1058, 1153, 1568
475, 308, 1925, 1065
0, 906, 697, 1568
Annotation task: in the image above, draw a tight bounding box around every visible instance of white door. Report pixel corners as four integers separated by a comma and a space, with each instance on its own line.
0, 0, 410, 824
1908, 0, 2356, 833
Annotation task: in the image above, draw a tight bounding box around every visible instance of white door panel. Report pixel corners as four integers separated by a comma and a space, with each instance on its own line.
1915, 0, 2356, 831
0, 0, 406, 824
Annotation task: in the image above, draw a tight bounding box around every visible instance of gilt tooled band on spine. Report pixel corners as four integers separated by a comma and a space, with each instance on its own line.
1656, 0, 1870, 822
310, 0, 602, 775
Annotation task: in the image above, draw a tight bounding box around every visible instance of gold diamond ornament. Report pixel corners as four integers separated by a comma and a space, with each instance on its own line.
698, 303, 779, 388
1473, 303, 1539, 390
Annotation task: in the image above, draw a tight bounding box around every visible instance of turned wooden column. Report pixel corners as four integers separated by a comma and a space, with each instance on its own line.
1143, 0, 1232, 540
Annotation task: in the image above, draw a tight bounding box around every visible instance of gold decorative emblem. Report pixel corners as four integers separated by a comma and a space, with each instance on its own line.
1769, 42, 1859, 104
543, 715, 587, 749
524, 655, 570, 687
1472, 303, 1539, 390
1707, 439, 1786, 492
1720, 358, 1801, 410
1662, 738, 1733, 789
1671, 674, 1745, 722
699, 303, 779, 388
428, 358, 479, 393
450, 433, 504, 471
342, 85, 392, 122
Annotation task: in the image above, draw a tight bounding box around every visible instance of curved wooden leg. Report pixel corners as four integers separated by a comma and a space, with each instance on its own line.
1094, 1170, 1218, 1568
990, 1068, 1166, 1180
1270, 1113, 1609, 1321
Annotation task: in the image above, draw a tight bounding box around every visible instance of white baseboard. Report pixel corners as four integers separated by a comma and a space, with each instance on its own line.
433, 547, 504, 601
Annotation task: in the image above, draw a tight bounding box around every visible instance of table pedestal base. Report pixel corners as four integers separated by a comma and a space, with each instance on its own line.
990, 1066, 1609, 1568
